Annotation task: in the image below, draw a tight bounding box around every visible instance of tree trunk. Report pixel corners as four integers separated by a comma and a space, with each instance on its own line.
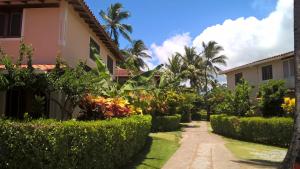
204, 68, 210, 121
281, 1, 300, 168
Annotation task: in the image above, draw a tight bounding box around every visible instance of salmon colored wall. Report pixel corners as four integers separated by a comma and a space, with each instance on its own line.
0, 8, 60, 64
0, 39, 20, 60
60, 1, 116, 75
0, 2, 117, 76
23, 8, 60, 64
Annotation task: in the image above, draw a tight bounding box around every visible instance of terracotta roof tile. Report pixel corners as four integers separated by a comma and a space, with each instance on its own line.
0, 64, 55, 72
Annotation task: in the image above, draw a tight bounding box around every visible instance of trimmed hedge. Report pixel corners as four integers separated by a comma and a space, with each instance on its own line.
152, 114, 181, 132
210, 114, 293, 147
0, 115, 151, 169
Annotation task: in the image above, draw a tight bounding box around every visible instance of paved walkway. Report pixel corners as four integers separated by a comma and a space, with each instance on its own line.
162, 121, 277, 169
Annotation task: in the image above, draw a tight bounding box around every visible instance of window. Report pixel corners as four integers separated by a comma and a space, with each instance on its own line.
283, 59, 295, 78
262, 65, 273, 80
89, 38, 100, 60
235, 73, 243, 85
107, 56, 114, 74
0, 9, 22, 37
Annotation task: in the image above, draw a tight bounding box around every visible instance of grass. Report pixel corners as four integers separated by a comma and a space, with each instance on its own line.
224, 137, 287, 167
125, 131, 181, 169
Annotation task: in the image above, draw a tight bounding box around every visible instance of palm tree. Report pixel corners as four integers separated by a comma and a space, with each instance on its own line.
122, 40, 151, 75
100, 3, 132, 45
281, 1, 300, 168
202, 41, 227, 120
178, 46, 204, 91
166, 54, 182, 76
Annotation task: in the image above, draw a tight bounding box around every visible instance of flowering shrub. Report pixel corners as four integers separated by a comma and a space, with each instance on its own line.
78, 94, 142, 120
281, 97, 296, 116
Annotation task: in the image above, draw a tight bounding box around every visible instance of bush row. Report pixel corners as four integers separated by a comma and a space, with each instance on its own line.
210, 114, 293, 147
151, 114, 181, 132
0, 115, 152, 169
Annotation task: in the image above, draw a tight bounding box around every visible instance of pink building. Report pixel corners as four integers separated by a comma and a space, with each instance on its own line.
0, 0, 123, 119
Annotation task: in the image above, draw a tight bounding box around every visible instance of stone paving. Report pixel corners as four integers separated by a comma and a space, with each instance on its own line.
162, 121, 277, 169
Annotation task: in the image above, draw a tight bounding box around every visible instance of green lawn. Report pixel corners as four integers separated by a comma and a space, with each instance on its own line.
225, 138, 287, 167
125, 131, 181, 169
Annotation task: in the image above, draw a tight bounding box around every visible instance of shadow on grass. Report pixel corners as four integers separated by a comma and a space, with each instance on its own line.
123, 137, 160, 169
180, 123, 200, 128
232, 159, 281, 167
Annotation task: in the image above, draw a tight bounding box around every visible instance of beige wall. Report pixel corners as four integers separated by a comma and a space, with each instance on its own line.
226, 57, 295, 97
59, 1, 116, 76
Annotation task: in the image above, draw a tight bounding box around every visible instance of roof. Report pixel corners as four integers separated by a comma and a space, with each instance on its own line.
116, 68, 130, 77
220, 51, 294, 74
0, 0, 123, 60
115, 67, 161, 78
0, 64, 55, 72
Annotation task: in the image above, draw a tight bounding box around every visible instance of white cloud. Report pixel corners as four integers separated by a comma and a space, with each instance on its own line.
150, 33, 192, 64
193, 0, 293, 69
148, 0, 293, 72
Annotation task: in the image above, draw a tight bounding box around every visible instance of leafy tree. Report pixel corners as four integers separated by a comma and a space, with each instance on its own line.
208, 85, 234, 115
46, 61, 97, 120
258, 80, 287, 117
100, 3, 132, 45
122, 40, 151, 75
233, 80, 253, 116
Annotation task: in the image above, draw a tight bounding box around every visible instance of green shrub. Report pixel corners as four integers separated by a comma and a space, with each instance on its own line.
239, 117, 292, 147
0, 115, 151, 169
210, 114, 239, 138
210, 115, 293, 147
152, 115, 181, 132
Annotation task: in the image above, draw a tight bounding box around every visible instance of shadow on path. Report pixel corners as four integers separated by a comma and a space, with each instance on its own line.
232, 159, 281, 168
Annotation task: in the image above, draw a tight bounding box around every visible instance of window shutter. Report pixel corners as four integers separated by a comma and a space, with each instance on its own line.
283, 60, 289, 78
9, 12, 22, 36
107, 56, 114, 74
0, 13, 7, 36
290, 59, 295, 76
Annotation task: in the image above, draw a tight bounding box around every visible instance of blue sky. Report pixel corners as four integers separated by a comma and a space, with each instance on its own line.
85, 0, 293, 75
86, 0, 276, 48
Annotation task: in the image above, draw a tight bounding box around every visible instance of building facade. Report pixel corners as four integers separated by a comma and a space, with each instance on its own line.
0, 0, 123, 119
221, 52, 295, 97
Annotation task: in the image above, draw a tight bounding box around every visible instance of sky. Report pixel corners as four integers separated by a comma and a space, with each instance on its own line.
85, 0, 293, 80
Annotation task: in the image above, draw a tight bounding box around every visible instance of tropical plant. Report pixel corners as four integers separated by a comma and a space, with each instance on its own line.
178, 46, 204, 91
100, 3, 132, 45
202, 41, 227, 120
202, 41, 227, 93
166, 54, 182, 76
281, 97, 296, 116
122, 40, 151, 74
77, 94, 140, 120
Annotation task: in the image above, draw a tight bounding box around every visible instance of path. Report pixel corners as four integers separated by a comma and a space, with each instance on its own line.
162, 121, 277, 169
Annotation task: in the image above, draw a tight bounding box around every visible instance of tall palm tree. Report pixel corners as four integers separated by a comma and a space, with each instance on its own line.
202, 41, 227, 120
281, 1, 300, 168
166, 54, 182, 76
100, 3, 132, 45
122, 40, 151, 75
178, 46, 204, 91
